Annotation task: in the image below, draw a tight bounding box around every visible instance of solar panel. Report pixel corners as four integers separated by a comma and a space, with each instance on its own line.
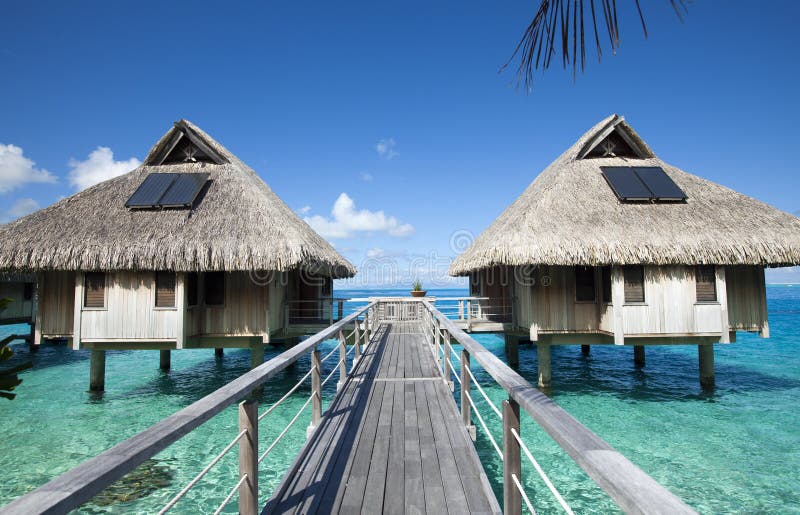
601, 167, 652, 201
633, 167, 687, 201
126, 173, 179, 208
158, 173, 210, 207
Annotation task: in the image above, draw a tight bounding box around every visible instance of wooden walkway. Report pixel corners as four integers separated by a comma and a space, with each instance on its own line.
264, 321, 501, 515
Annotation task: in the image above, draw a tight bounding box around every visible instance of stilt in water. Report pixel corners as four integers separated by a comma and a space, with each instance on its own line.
581, 344, 590, 356
28, 323, 38, 353
634, 345, 645, 368
159, 350, 171, 372
537, 342, 551, 389
699, 344, 714, 388
215, 347, 224, 359
89, 350, 106, 392
504, 334, 519, 367
251, 344, 265, 369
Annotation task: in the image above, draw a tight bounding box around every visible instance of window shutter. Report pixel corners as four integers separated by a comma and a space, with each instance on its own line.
84, 273, 106, 308
155, 272, 176, 308
695, 266, 717, 302
575, 266, 596, 302
623, 266, 645, 303
205, 272, 225, 306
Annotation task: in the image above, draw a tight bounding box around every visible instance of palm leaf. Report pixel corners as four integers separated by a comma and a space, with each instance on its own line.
502, 0, 690, 91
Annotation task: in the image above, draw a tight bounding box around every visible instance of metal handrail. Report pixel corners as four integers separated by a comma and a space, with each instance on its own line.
2, 301, 378, 515
420, 300, 696, 515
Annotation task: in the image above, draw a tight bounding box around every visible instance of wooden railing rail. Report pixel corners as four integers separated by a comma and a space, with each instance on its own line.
420, 300, 696, 515
1, 302, 377, 515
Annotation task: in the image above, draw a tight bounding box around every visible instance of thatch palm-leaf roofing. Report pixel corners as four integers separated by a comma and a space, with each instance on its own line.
450, 114, 800, 276
0, 120, 356, 278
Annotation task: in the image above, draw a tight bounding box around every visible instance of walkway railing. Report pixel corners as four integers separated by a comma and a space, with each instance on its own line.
2, 298, 695, 515
419, 300, 695, 515
1, 302, 378, 515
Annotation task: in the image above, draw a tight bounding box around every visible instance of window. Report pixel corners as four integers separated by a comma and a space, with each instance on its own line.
23, 282, 33, 301
84, 272, 106, 308
623, 266, 645, 303
575, 266, 596, 302
601, 266, 611, 303
204, 272, 225, 306
187, 272, 199, 306
155, 272, 176, 308
695, 265, 717, 302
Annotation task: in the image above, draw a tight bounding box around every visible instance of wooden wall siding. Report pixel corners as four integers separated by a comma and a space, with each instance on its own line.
187, 272, 269, 337
81, 272, 177, 341
726, 266, 768, 332
514, 265, 743, 339
0, 281, 34, 321
269, 272, 286, 334
40, 271, 75, 336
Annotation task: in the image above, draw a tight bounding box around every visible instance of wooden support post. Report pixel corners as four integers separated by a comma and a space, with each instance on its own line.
461, 350, 476, 440
537, 342, 551, 389
503, 399, 522, 515
308, 348, 322, 437
504, 334, 519, 368
89, 350, 106, 392
699, 344, 715, 388
634, 345, 645, 368
337, 330, 347, 391
458, 300, 464, 320
611, 266, 625, 346
444, 331, 453, 391
28, 322, 38, 353
434, 320, 442, 370
353, 322, 361, 369
238, 399, 258, 515
250, 344, 264, 370
215, 347, 224, 359
338, 301, 344, 321
581, 344, 590, 356
159, 350, 171, 372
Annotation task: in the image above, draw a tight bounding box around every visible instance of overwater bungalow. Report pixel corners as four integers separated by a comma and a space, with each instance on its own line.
0, 120, 355, 389
0, 273, 35, 327
450, 114, 800, 387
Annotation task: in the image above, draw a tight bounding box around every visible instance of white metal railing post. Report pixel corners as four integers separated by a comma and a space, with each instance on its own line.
461, 349, 476, 440
459, 299, 464, 320
308, 348, 322, 437
503, 399, 522, 515
444, 330, 453, 391
337, 331, 347, 390
238, 399, 258, 515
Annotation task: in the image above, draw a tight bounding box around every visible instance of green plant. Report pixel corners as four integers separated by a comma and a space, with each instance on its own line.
412, 280, 423, 292
0, 297, 32, 400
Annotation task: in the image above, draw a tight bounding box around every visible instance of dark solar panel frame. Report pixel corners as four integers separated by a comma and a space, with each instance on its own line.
125, 173, 179, 208
633, 167, 687, 201
601, 166, 687, 202
158, 173, 210, 207
601, 167, 652, 201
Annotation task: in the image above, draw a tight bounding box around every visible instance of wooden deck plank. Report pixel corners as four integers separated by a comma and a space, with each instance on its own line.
264, 321, 499, 515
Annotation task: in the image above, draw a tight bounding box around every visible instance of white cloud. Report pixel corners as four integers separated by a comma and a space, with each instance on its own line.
1, 197, 39, 223
297, 205, 312, 215
366, 248, 385, 258
68, 147, 140, 191
304, 193, 414, 239
0, 144, 57, 193
375, 138, 398, 160
360, 172, 374, 182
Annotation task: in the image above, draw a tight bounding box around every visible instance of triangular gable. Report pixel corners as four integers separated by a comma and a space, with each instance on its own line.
145, 121, 228, 166
577, 116, 654, 160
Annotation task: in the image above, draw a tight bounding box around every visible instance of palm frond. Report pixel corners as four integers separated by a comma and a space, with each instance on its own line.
502, 0, 689, 91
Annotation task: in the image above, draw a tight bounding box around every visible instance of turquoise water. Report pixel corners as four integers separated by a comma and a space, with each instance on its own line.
1, 286, 799, 513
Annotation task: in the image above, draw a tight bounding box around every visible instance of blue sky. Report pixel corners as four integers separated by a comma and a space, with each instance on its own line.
1, 0, 798, 287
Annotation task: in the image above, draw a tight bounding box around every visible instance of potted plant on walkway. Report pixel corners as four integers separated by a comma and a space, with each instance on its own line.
410, 280, 427, 297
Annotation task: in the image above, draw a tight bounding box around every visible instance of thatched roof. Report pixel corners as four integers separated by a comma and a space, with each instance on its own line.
450, 114, 800, 275
0, 120, 355, 278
